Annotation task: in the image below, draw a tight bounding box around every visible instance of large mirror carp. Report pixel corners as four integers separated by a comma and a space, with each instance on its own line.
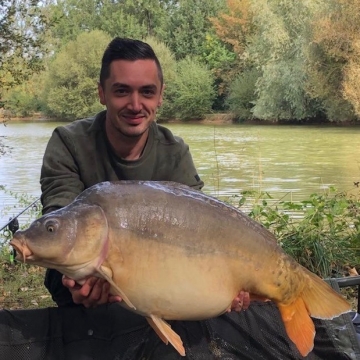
10, 181, 351, 357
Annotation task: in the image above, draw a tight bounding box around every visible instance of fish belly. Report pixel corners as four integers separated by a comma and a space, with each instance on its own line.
109, 240, 242, 320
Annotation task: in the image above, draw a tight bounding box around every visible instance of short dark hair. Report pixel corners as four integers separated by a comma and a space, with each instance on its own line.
99, 37, 163, 88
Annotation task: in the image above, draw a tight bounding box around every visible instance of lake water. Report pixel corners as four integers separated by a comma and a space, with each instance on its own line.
1, 121, 360, 229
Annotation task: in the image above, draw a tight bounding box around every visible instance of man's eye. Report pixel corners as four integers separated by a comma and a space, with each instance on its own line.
115, 89, 128, 95
142, 89, 155, 97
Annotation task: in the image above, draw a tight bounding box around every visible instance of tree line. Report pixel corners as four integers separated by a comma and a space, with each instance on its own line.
2, 0, 360, 123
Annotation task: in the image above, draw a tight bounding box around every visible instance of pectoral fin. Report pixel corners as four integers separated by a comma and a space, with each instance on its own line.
98, 265, 136, 310
147, 315, 185, 357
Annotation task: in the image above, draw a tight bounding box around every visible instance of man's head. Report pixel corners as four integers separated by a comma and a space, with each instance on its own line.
99, 38, 163, 88
98, 38, 165, 148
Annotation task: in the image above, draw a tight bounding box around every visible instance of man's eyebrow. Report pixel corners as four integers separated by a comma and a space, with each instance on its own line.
111, 82, 129, 88
141, 84, 158, 90
111, 83, 158, 90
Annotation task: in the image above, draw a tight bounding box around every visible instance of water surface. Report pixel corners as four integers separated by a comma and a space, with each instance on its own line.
1, 121, 360, 227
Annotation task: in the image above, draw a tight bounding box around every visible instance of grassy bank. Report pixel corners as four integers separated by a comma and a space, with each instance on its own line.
0, 255, 55, 309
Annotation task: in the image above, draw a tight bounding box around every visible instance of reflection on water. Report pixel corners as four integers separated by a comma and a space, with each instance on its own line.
1, 121, 360, 227
169, 124, 360, 201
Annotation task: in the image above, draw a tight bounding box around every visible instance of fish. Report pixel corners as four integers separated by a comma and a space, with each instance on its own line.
10, 180, 351, 357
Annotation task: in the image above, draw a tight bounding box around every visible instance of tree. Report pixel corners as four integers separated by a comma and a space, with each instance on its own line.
2, 72, 46, 116
169, 57, 215, 121
48, 0, 173, 45
144, 36, 178, 121
209, 0, 254, 102
248, 0, 322, 121
226, 68, 259, 122
163, 0, 226, 60
210, 0, 253, 68
0, 0, 50, 105
201, 33, 237, 109
41, 30, 111, 120
116, 0, 172, 39
310, 0, 360, 120
141, 38, 215, 121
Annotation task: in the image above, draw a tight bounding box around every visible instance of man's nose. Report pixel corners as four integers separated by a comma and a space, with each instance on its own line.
128, 93, 142, 112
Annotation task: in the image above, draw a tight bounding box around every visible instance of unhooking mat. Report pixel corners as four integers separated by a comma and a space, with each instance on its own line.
0, 296, 359, 360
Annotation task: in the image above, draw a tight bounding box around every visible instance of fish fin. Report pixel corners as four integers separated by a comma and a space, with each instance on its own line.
278, 297, 315, 357
301, 269, 351, 319
98, 265, 136, 310
146, 317, 169, 345
147, 314, 185, 357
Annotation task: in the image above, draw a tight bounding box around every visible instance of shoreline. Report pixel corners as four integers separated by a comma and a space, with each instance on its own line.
2, 113, 360, 127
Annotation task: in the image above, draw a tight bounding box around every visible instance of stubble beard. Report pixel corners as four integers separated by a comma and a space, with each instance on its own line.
117, 120, 152, 139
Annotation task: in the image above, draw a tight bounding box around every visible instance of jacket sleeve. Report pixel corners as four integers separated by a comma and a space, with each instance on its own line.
40, 127, 84, 307
44, 269, 75, 307
40, 127, 85, 215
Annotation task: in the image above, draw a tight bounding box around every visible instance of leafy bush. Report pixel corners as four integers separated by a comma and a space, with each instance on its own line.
168, 57, 215, 121
3, 89, 41, 117
144, 37, 178, 121
226, 68, 260, 122
2, 72, 47, 117
42, 30, 111, 121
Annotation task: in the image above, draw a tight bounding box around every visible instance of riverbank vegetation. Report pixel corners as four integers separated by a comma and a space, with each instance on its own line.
2, 0, 360, 124
0, 186, 359, 309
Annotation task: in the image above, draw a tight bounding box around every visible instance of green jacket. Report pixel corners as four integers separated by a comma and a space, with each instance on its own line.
40, 110, 203, 306
41, 110, 203, 213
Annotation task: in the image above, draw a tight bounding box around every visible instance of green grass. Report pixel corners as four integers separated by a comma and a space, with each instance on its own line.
0, 252, 56, 309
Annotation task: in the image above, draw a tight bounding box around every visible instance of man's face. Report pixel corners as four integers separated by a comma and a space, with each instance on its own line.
98, 59, 164, 138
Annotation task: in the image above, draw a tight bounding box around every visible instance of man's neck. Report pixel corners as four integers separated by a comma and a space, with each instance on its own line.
105, 126, 150, 161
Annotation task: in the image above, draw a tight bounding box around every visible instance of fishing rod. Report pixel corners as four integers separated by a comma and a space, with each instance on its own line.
0, 197, 41, 233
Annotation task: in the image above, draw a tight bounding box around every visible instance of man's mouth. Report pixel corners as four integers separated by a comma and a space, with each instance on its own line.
122, 114, 145, 125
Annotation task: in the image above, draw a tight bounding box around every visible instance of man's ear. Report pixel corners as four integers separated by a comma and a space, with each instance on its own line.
158, 83, 166, 107
98, 82, 106, 105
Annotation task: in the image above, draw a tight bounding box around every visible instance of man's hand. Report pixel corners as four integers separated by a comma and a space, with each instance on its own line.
62, 275, 122, 308
228, 291, 250, 312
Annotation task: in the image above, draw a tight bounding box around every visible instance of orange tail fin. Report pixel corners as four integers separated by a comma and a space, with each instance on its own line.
278, 269, 351, 356
278, 297, 315, 356
301, 269, 351, 319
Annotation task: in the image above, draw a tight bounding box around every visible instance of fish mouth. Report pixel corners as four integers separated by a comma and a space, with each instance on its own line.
9, 238, 34, 263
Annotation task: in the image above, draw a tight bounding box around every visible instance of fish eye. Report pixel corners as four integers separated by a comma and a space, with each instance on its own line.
44, 220, 59, 233
47, 225, 55, 232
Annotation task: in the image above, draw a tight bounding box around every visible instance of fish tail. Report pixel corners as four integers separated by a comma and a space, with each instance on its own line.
278, 269, 351, 356
301, 268, 351, 319
278, 297, 315, 356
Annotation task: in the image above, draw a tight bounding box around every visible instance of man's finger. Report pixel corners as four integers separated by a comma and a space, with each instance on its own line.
62, 275, 76, 289
108, 295, 122, 303
76, 277, 98, 298
229, 291, 251, 312
95, 281, 110, 305
242, 291, 250, 310
84, 278, 105, 299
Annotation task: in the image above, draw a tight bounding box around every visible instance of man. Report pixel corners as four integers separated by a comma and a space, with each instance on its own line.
40, 37, 249, 310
